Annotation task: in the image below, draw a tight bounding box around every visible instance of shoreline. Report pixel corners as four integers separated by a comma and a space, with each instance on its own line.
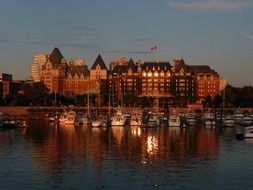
1, 106, 253, 116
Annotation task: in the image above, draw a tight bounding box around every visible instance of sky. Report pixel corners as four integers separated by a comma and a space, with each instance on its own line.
0, 0, 253, 87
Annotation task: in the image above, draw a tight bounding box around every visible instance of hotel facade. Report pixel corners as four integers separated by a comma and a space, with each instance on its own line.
33, 48, 221, 107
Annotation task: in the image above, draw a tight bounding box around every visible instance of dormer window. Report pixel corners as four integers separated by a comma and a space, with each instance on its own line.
180, 68, 184, 76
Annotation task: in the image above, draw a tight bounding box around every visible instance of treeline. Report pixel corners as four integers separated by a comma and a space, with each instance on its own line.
1, 83, 253, 108
224, 85, 253, 108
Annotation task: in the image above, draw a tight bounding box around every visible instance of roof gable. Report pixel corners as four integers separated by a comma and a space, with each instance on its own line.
91, 54, 108, 71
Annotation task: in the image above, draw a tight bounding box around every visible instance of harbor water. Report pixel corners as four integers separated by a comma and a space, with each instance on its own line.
1, 120, 253, 190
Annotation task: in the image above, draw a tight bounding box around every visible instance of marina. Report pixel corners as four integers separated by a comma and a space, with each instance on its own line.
1, 114, 253, 189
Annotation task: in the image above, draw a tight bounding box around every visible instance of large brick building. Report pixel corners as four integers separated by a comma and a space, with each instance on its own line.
40, 48, 67, 94
36, 48, 221, 107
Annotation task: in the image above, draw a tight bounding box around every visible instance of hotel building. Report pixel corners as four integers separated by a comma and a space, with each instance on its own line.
30, 54, 47, 82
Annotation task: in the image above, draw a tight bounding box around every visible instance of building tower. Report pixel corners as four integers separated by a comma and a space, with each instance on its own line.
30, 54, 47, 82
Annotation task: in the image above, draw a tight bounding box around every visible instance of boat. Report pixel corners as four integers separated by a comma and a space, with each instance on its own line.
111, 109, 126, 126
91, 115, 108, 128
240, 116, 252, 126
64, 111, 76, 125
203, 112, 216, 127
244, 126, 253, 138
146, 113, 160, 128
0, 117, 27, 129
233, 111, 244, 124
185, 112, 197, 126
168, 115, 181, 127
223, 115, 234, 127
130, 113, 142, 126
76, 112, 89, 125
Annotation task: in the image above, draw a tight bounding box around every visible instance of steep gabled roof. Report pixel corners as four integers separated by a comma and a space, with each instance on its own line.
111, 58, 138, 75
126, 58, 137, 73
48, 48, 64, 65
91, 54, 108, 70
173, 59, 191, 73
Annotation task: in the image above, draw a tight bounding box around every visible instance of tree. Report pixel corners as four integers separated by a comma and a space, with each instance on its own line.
213, 94, 222, 108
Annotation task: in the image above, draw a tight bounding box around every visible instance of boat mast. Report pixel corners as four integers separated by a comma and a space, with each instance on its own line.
88, 76, 90, 117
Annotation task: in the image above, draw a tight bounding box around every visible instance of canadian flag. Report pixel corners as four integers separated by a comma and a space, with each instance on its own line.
150, 45, 158, 52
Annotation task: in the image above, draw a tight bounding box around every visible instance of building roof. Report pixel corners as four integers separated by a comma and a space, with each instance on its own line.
172, 59, 191, 73
67, 64, 89, 77
48, 48, 64, 65
126, 58, 137, 73
190, 65, 218, 74
111, 58, 138, 75
142, 61, 171, 72
91, 54, 108, 70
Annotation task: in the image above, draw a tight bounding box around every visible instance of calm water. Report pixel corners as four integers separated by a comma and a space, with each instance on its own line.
1, 120, 253, 190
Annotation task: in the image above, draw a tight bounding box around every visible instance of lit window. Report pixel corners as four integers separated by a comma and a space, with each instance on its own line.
148, 72, 152, 77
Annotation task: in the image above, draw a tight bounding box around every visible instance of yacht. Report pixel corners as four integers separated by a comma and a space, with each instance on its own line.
203, 112, 216, 127
244, 126, 253, 138
111, 109, 126, 126
146, 114, 160, 128
223, 115, 234, 127
186, 112, 197, 126
91, 115, 107, 128
64, 111, 76, 125
168, 115, 181, 127
130, 113, 142, 126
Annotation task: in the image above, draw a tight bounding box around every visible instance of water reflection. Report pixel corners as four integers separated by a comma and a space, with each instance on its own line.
0, 120, 222, 189
19, 121, 221, 171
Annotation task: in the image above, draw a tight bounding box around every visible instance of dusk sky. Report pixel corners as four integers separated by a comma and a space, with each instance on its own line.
0, 0, 253, 87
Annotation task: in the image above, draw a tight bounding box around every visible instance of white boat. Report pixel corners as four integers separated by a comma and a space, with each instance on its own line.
130, 113, 142, 126
244, 126, 253, 138
203, 112, 216, 127
91, 115, 107, 127
111, 109, 126, 126
64, 111, 76, 125
58, 111, 67, 123
186, 113, 197, 126
168, 115, 181, 127
223, 115, 234, 127
233, 111, 244, 124
146, 114, 160, 127
241, 116, 252, 126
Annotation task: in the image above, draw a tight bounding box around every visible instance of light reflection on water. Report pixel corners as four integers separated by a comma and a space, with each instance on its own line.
0, 120, 253, 189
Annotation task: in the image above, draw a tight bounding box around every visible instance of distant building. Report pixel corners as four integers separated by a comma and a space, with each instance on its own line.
109, 58, 140, 106
0, 73, 12, 82
30, 54, 47, 82
109, 56, 129, 71
219, 78, 228, 92
32, 47, 223, 107
40, 48, 67, 94
0, 82, 2, 99
90, 54, 108, 81
171, 59, 197, 106
64, 59, 90, 96
0, 73, 13, 98
191, 65, 220, 102
141, 61, 172, 97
